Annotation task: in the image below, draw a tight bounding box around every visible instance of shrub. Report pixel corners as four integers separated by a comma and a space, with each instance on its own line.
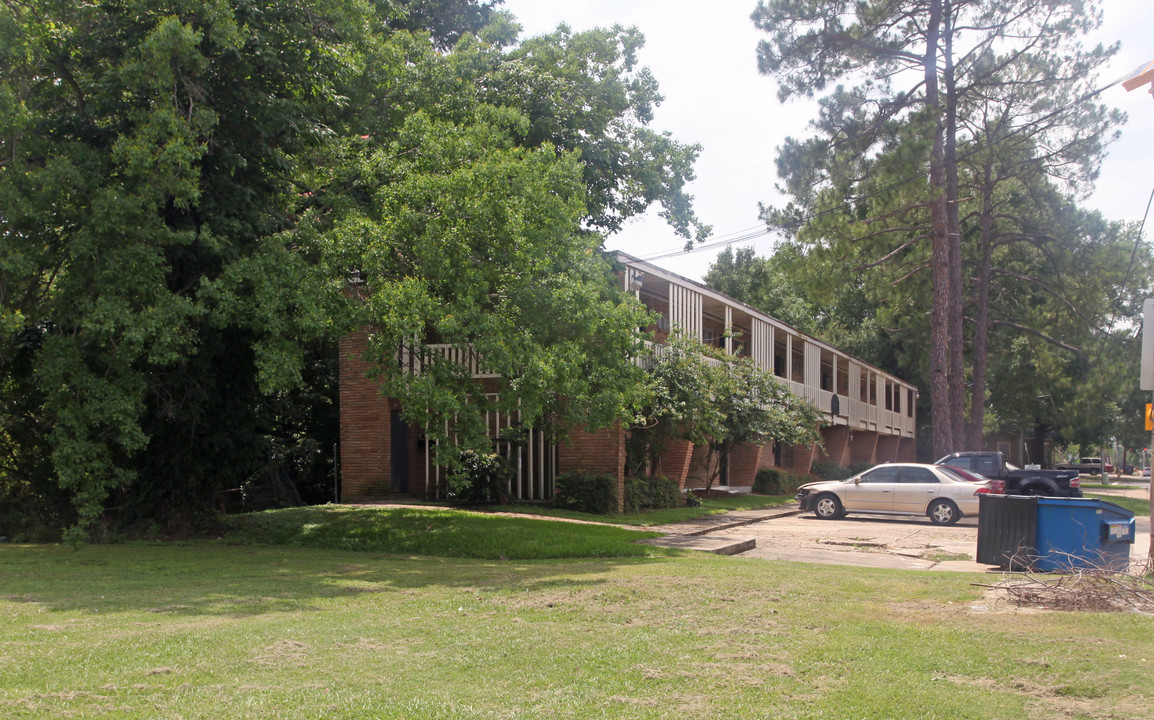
752, 468, 781, 494
448, 450, 512, 505
811, 461, 854, 481
753, 468, 811, 495
624, 475, 681, 513
554, 472, 618, 515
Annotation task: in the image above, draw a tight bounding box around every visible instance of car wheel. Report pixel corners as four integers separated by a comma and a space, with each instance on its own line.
813, 493, 844, 520
928, 499, 960, 525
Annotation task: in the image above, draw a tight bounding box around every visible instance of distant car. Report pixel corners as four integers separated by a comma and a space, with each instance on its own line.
1143, 467, 1151, 478
796, 463, 992, 526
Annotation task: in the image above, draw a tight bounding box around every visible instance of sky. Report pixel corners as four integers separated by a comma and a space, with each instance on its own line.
500, 0, 1154, 281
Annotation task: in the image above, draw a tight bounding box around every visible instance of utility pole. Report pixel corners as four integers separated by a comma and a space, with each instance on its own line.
1125, 60, 1154, 567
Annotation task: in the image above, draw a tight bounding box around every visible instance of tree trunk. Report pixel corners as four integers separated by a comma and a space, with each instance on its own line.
943, 3, 966, 451
967, 159, 995, 450
926, 0, 953, 459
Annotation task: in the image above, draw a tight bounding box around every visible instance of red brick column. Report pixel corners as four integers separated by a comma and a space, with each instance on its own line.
896, 437, 917, 462
658, 439, 696, 489
559, 426, 627, 513
876, 435, 901, 464
728, 443, 763, 487
339, 331, 393, 501
788, 441, 819, 475
685, 444, 712, 489
851, 431, 879, 466
757, 441, 779, 470
822, 425, 851, 467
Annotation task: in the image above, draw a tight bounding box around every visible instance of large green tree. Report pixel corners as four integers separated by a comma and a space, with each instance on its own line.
0, 1, 704, 538
751, 0, 1126, 457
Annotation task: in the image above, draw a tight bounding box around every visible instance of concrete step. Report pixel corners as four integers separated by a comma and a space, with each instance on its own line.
640, 534, 756, 555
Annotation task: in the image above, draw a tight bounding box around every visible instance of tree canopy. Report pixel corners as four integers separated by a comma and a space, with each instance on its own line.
0, 0, 706, 539
745, 0, 1144, 459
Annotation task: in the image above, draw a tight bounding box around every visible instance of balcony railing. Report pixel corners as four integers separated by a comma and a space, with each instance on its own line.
396, 343, 500, 378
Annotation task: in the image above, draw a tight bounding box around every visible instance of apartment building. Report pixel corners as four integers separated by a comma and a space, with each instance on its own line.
338, 252, 917, 505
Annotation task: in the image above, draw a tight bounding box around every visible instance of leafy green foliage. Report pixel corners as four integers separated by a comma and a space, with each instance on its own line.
553, 471, 619, 515
752, 467, 811, 495
1, 2, 704, 537
623, 474, 680, 513
447, 449, 511, 505
747, 0, 1140, 456
634, 334, 824, 491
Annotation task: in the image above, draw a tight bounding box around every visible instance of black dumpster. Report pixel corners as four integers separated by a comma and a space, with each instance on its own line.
976, 495, 1037, 569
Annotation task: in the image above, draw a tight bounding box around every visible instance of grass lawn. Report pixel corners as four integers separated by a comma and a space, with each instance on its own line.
485, 492, 797, 527
1082, 495, 1150, 516
2, 506, 1151, 719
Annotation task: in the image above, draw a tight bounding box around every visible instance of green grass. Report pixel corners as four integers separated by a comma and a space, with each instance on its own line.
1084, 494, 1151, 516
2, 536, 1151, 720
486, 492, 796, 526
220, 505, 668, 559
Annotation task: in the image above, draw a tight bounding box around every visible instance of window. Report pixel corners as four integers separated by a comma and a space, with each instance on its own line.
900, 467, 938, 484
860, 466, 900, 483
791, 341, 804, 383
941, 456, 972, 472
977, 456, 998, 476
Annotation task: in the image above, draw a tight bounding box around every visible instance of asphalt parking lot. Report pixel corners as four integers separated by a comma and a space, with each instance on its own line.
714, 512, 994, 571
651, 483, 1152, 572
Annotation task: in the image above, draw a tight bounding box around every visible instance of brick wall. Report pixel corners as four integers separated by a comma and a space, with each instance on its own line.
559, 426, 626, 513
757, 441, 779, 470
728, 443, 763, 487
339, 330, 393, 501
851, 431, 879, 466
876, 435, 901, 463
787, 441, 819, 475
821, 425, 851, 467
657, 439, 695, 489
896, 437, 917, 462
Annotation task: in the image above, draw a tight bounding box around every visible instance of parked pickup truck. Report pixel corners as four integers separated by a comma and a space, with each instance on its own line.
934, 451, 1082, 497
1054, 457, 1108, 475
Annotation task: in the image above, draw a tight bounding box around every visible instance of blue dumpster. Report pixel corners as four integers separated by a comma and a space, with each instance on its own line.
1033, 497, 1135, 572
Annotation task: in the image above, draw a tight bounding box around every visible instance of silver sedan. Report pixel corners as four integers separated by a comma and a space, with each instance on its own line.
796, 463, 991, 525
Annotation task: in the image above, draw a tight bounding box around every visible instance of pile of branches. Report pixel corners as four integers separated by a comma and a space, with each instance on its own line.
977, 559, 1154, 613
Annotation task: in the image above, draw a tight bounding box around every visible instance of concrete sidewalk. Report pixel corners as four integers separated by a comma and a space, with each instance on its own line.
639, 505, 798, 555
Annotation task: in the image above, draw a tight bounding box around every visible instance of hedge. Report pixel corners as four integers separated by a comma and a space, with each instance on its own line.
553, 472, 618, 515
624, 475, 681, 513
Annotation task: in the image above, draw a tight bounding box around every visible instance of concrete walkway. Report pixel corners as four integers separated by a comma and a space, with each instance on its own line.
639, 505, 796, 556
